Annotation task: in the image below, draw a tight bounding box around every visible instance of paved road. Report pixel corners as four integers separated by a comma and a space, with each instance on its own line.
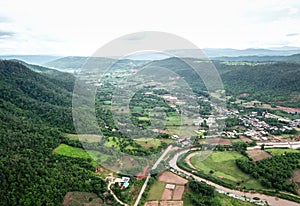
134, 145, 173, 206
169, 149, 300, 206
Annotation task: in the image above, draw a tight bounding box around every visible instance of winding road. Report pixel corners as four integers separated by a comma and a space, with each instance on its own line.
169, 149, 300, 206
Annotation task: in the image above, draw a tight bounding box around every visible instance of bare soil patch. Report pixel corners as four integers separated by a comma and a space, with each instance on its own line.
62, 192, 102, 206
199, 138, 231, 145
161, 188, 172, 200
185, 153, 197, 169
158, 171, 188, 185
246, 150, 272, 161
276, 106, 300, 113
173, 186, 185, 200
160, 201, 183, 206
144, 201, 159, 206
292, 170, 300, 194
240, 135, 253, 143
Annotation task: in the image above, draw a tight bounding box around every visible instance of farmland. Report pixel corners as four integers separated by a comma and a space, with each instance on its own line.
266, 148, 300, 156
146, 171, 187, 205
189, 151, 264, 189
246, 150, 272, 161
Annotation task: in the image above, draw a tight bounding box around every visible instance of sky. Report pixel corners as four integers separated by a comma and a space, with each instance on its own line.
1, 0, 300, 56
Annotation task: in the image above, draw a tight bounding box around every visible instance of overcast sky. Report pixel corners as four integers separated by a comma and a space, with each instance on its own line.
1, 0, 300, 56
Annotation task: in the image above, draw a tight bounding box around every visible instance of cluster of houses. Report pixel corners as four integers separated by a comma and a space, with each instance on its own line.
290, 119, 300, 127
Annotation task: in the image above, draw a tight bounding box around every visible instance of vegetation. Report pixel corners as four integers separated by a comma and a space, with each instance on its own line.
183, 180, 255, 206
266, 148, 300, 156
146, 180, 165, 200
236, 152, 300, 194
0, 60, 112, 205
189, 151, 263, 190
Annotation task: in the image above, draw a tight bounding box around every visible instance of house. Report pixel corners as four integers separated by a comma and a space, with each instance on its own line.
165, 184, 175, 190
122, 182, 129, 188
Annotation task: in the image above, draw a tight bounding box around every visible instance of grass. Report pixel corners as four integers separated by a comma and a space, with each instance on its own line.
65, 133, 103, 143
138, 116, 150, 121
135, 138, 173, 148
214, 193, 256, 206
266, 148, 300, 156
147, 180, 166, 200
182, 187, 255, 206
54, 144, 108, 167
190, 151, 264, 190
103, 136, 120, 149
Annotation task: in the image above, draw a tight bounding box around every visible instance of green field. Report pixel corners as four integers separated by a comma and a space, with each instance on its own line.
54, 144, 108, 167
215, 193, 256, 206
190, 151, 264, 190
138, 116, 150, 121
147, 180, 165, 200
266, 148, 300, 156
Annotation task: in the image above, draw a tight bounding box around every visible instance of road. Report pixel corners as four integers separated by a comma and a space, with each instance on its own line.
169, 149, 300, 206
133, 145, 173, 206
107, 180, 129, 206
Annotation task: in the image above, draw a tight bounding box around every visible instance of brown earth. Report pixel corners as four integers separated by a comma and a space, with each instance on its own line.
160, 201, 183, 206
62, 192, 103, 206
240, 135, 253, 143
199, 138, 231, 145
246, 150, 272, 161
292, 170, 300, 195
161, 189, 173, 200
173, 186, 185, 200
144, 201, 159, 206
158, 171, 188, 185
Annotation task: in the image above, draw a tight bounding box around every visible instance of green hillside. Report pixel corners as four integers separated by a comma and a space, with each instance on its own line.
147, 58, 300, 107
220, 62, 300, 107
0, 60, 110, 205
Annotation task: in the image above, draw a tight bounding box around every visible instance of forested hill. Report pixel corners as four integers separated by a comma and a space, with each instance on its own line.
0, 60, 74, 131
148, 58, 300, 107
219, 62, 300, 107
0, 60, 107, 205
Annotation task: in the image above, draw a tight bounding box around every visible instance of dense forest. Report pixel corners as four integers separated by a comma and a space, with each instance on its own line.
0, 60, 112, 205
236, 153, 300, 194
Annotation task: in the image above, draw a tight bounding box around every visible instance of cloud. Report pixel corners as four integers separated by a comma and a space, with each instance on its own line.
0, 15, 11, 23
0, 31, 15, 39
286, 33, 299, 37
121, 32, 146, 41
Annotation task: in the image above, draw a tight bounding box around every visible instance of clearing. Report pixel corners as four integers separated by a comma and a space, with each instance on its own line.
266, 148, 300, 156
199, 138, 232, 145
246, 150, 272, 161
158, 171, 188, 185
135, 138, 173, 149
189, 151, 264, 190
53, 144, 108, 167
63, 192, 103, 206
292, 170, 300, 195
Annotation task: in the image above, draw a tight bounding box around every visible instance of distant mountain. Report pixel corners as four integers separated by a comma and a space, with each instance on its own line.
44, 56, 149, 73
0, 55, 61, 64
212, 53, 300, 62
203, 48, 300, 58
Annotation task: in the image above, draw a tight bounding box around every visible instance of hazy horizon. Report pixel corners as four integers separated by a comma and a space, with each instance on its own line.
1, 0, 300, 56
